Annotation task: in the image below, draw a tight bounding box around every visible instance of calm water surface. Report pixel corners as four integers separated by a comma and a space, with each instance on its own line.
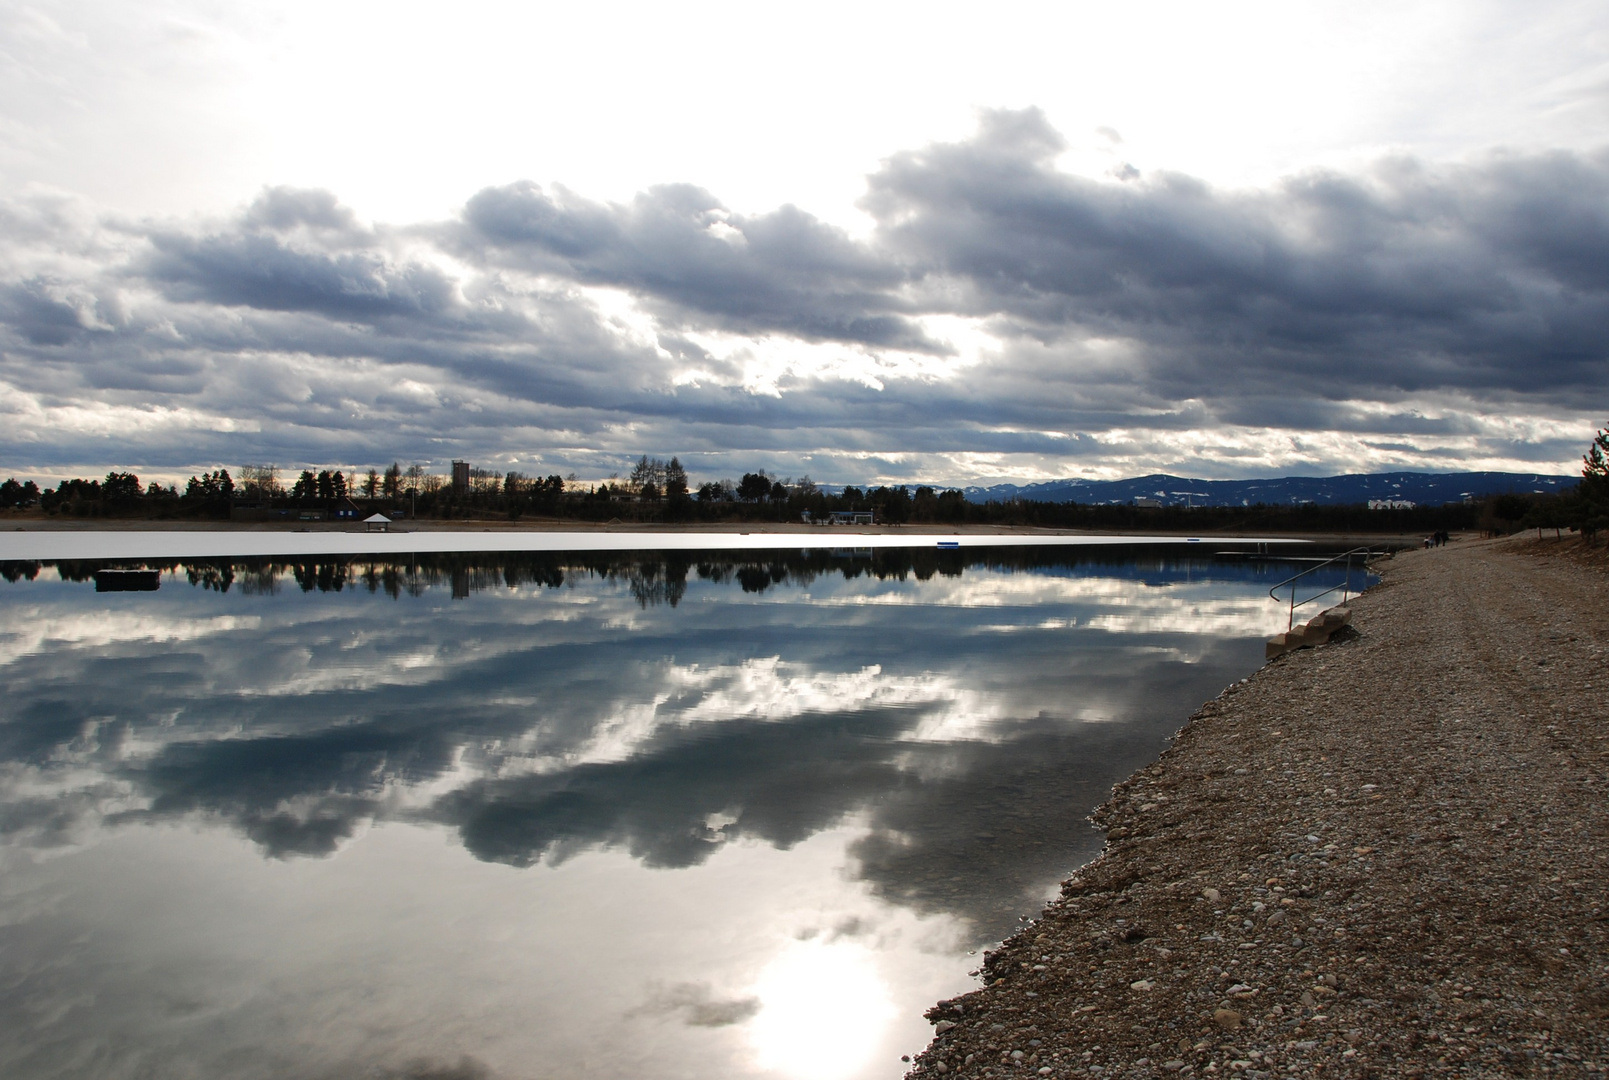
0, 547, 1358, 1080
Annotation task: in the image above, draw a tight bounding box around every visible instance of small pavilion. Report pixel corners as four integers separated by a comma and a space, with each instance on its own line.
363, 513, 392, 532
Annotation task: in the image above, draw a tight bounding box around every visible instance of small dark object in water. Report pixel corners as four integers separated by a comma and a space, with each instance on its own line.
95, 569, 160, 592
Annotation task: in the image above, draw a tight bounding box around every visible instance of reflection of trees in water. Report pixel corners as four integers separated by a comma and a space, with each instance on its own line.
186, 563, 235, 592
21, 545, 1335, 605
626, 559, 688, 608
0, 548, 1275, 942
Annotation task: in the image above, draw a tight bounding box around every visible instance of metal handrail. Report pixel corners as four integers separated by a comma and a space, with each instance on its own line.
1268, 546, 1379, 630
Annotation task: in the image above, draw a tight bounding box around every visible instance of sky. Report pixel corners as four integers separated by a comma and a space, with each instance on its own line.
1, 0, 1607, 488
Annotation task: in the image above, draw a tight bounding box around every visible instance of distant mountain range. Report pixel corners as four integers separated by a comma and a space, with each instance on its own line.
958, 471, 1579, 507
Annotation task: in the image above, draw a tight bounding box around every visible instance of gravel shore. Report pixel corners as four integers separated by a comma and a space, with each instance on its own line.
912, 537, 1608, 1079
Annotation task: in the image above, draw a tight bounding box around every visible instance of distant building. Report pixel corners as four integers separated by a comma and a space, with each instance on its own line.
1368, 498, 1416, 510
1133, 496, 1163, 508
333, 497, 360, 519
826, 511, 874, 525
452, 460, 470, 496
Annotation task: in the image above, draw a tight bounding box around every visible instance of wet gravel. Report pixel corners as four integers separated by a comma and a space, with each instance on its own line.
911, 537, 1609, 1079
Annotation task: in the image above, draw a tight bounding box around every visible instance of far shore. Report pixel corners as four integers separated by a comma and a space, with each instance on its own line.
1, 514, 1433, 540
0, 516, 1443, 563
0, 525, 1342, 563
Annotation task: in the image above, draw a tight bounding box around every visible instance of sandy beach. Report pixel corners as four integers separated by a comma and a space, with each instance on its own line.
910, 537, 1608, 1078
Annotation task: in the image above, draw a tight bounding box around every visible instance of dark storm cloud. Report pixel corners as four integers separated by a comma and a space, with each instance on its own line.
0, 278, 89, 345
459, 180, 931, 348
144, 231, 458, 320
863, 109, 1609, 405
0, 116, 1603, 478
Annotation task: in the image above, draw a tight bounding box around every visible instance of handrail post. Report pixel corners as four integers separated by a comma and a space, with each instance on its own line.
1271, 545, 1375, 629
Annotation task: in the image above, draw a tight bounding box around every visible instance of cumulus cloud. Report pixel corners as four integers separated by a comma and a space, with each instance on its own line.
0, 114, 1603, 483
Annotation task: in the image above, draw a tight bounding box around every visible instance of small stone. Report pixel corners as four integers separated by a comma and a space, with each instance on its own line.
935, 1063, 948, 1073
1038, 1069, 1053, 1077
1011, 1049, 1026, 1061
1162, 1060, 1187, 1072
934, 1019, 957, 1033
1266, 910, 1287, 926
1131, 979, 1155, 991
1300, 990, 1317, 1008
1202, 887, 1222, 903
1213, 1008, 1242, 1030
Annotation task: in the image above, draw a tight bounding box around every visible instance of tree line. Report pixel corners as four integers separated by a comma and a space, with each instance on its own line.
3, 427, 1606, 535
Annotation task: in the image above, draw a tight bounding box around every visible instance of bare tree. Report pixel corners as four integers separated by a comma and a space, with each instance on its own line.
238, 464, 282, 500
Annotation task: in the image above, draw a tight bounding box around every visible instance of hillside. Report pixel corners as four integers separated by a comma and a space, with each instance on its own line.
961, 470, 1576, 507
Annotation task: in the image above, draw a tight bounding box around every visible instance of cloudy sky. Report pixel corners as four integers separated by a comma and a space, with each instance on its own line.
2, 0, 1607, 487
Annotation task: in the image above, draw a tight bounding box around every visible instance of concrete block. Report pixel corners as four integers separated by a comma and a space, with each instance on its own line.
1268, 606, 1355, 660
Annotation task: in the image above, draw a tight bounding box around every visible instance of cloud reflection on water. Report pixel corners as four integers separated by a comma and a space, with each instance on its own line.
0, 547, 1344, 935
0, 546, 1361, 1080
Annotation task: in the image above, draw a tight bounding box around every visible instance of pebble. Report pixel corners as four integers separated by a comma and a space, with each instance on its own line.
904, 544, 1609, 1079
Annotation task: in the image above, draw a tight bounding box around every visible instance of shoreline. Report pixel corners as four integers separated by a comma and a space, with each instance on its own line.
910, 537, 1608, 1078
0, 520, 1429, 563
0, 526, 1331, 563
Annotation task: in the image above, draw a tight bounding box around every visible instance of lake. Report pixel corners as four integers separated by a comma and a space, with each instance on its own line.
0, 545, 1361, 1080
